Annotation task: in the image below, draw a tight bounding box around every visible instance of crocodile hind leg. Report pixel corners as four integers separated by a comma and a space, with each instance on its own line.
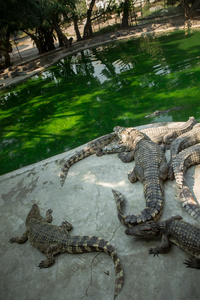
128, 164, 144, 183
184, 257, 200, 269
38, 244, 60, 268
180, 184, 200, 222
59, 220, 73, 234
43, 209, 53, 223
159, 161, 169, 181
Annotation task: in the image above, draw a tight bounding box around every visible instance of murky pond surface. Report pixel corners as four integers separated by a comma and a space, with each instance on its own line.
1, 29, 200, 175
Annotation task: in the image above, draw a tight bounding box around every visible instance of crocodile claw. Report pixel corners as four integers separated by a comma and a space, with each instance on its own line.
38, 260, 50, 268
9, 237, 15, 243
149, 248, 159, 257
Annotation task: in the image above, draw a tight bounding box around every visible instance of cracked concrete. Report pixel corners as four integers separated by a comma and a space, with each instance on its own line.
1, 122, 200, 300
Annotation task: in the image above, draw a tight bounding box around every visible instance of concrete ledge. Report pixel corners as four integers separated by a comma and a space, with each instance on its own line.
1, 122, 200, 300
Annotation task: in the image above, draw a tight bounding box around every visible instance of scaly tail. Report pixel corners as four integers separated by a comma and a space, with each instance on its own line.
112, 189, 162, 226
60, 147, 93, 186
126, 176, 163, 226
66, 235, 124, 299
173, 144, 200, 189
60, 133, 117, 187
180, 183, 200, 222
112, 189, 132, 228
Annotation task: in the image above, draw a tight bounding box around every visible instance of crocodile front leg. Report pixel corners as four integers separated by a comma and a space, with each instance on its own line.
149, 234, 171, 256
118, 150, 135, 163
9, 231, 28, 244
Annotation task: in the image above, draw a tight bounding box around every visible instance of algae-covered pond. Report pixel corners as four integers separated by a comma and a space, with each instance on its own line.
1, 29, 200, 175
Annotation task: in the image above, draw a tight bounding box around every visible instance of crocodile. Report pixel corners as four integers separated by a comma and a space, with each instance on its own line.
145, 106, 186, 118
60, 118, 196, 185
172, 143, 200, 221
102, 117, 197, 162
59, 132, 118, 186
9, 204, 124, 299
113, 126, 168, 226
143, 116, 197, 149
125, 215, 200, 269
168, 123, 200, 179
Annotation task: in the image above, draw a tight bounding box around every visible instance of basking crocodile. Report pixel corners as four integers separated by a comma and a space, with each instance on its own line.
60, 118, 196, 186
10, 204, 124, 299
143, 116, 197, 149
125, 215, 200, 269
172, 143, 200, 221
102, 117, 197, 162
168, 123, 200, 179
113, 126, 168, 226
60, 132, 118, 186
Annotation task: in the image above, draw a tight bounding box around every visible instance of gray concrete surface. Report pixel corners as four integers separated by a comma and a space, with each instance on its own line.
1, 123, 200, 300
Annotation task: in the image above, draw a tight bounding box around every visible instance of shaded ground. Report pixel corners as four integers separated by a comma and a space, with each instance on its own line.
1, 16, 200, 90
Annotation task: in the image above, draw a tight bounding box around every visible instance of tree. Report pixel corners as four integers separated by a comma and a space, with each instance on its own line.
0, 27, 12, 67
0, 0, 78, 65
83, 0, 96, 38
122, 0, 131, 28
167, 0, 200, 18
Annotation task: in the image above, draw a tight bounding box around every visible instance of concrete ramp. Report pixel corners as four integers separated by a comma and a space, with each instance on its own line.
1, 123, 200, 300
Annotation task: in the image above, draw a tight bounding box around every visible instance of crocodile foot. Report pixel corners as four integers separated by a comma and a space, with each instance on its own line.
149, 248, 160, 257
184, 257, 200, 269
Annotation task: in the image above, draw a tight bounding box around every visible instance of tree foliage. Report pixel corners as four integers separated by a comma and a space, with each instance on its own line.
167, 0, 200, 18
1, 0, 199, 68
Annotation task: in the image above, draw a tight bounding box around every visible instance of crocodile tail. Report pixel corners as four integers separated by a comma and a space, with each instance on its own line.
173, 144, 200, 189
67, 235, 124, 298
104, 242, 124, 299
59, 147, 93, 186
164, 116, 197, 145
125, 206, 163, 225
180, 184, 200, 222
112, 189, 132, 228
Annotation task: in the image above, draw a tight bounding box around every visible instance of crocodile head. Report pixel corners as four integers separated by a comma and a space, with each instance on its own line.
113, 126, 144, 149
125, 221, 160, 237
26, 204, 41, 225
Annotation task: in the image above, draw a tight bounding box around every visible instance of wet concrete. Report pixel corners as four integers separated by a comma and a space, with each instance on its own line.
1, 123, 200, 300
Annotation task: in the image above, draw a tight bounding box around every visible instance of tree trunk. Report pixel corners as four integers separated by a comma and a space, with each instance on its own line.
83, 0, 96, 39
53, 21, 70, 48
182, 0, 200, 19
122, 0, 130, 28
44, 28, 55, 51
0, 48, 11, 67
0, 29, 12, 67
24, 30, 46, 54
73, 17, 82, 41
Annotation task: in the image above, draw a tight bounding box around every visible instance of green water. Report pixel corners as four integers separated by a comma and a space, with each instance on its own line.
1, 29, 200, 175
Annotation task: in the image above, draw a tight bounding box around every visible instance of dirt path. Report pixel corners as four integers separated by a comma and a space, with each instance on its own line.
1, 16, 200, 91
